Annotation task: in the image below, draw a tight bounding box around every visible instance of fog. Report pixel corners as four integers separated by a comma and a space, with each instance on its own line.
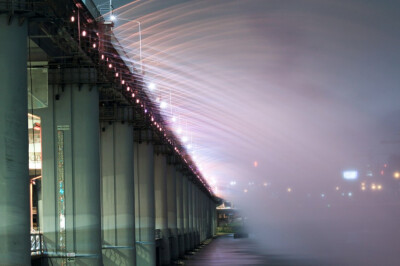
97, 0, 400, 264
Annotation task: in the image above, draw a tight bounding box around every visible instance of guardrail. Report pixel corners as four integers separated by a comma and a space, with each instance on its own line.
31, 233, 43, 256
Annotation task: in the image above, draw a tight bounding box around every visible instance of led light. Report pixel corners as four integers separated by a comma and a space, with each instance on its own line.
254, 161, 258, 167
160, 101, 167, 109
82, 30, 87, 37
151, 117, 154, 122
108, 63, 112, 68
115, 73, 119, 77
127, 87, 130, 91
136, 99, 140, 103
110, 14, 116, 21
122, 80, 125, 85
92, 43, 97, 48
394, 172, 400, 179
131, 93, 135, 98
148, 83, 156, 91
287, 188, 292, 192
101, 54, 105, 60
71, 16, 75, 22
335, 186, 340, 191
343, 170, 358, 180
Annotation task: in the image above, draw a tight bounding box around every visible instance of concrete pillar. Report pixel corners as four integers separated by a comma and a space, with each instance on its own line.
134, 131, 155, 266
154, 153, 170, 265
37, 68, 102, 264
167, 163, 178, 260
101, 122, 135, 265
193, 186, 199, 246
188, 180, 194, 250
176, 170, 184, 257
182, 176, 189, 252
0, 13, 29, 265
200, 192, 205, 242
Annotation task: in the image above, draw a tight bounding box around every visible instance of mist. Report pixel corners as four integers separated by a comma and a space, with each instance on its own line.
97, 0, 400, 264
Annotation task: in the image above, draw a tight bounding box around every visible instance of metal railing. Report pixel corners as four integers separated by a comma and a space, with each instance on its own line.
31, 233, 43, 256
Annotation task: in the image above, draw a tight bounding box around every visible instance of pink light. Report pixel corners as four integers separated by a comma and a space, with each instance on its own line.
151, 117, 154, 122
92, 43, 97, 48
131, 93, 135, 98
115, 73, 119, 77
108, 63, 112, 68
101, 54, 104, 60
136, 99, 140, 103
122, 80, 125, 85
71, 16, 75, 22
145, 109, 148, 113
82, 30, 87, 37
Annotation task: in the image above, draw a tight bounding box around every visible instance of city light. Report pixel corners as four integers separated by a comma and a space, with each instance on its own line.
230, 181, 236, 186
70, 16, 75, 22
394, 172, 400, 179
253, 161, 258, 167
343, 170, 358, 180
110, 14, 116, 21
287, 187, 292, 192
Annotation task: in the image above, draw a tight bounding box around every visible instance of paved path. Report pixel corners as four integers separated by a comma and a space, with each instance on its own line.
183, 234, 315, 266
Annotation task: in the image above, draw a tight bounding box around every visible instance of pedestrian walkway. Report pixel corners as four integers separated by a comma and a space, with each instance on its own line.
183, 234, 315, 266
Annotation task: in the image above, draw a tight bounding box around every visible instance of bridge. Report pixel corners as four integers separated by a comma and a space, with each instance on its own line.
0, 0, 219, 265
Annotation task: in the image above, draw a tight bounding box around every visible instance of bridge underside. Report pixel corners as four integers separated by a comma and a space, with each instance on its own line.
0, 1, 218, 265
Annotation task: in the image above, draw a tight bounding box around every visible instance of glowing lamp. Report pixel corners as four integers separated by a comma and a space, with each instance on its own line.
108, 63, 112, 68
92, 43, 97, 48
131, 93, 135, 98
160, 101, 167, 109
343, 170, 358, 180
148, 83, 156, 91
82, 30, 87, 37
71, 16, 75, 22
127, 87, 130, 91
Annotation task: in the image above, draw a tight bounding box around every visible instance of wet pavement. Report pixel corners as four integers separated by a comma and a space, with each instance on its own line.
182, 234, 316, 266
